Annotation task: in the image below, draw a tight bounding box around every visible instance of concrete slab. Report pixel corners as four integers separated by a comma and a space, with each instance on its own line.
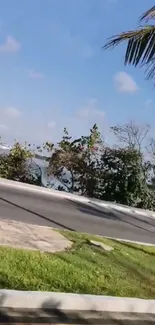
0, 219, 72, 253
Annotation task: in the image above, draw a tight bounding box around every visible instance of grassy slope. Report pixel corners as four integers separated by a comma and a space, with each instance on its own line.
0, 230, 155, 298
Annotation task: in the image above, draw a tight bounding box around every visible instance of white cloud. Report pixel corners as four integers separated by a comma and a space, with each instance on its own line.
77, 98, 105, 119
77, 107, 105, 119
29, 69, 44, 80
114, 71, 138, 93
47, 121, 56, 128
4, 107, 21, 118
0, 36, 20, 53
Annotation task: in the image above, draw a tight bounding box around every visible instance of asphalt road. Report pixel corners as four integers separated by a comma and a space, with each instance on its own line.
0, 185, 155, 244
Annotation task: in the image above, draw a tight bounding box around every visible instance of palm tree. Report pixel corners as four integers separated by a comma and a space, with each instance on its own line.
103, 6, 155, 80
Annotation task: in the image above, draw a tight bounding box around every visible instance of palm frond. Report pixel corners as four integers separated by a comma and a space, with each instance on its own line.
140, 6, 155, 21
103, 26, 155, 71
145, 58, 155, 79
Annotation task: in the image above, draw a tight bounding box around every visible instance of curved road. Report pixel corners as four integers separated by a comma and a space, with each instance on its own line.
0, 185, 155, 244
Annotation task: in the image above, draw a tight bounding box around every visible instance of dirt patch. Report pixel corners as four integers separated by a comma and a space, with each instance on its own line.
0, 219, 72, 253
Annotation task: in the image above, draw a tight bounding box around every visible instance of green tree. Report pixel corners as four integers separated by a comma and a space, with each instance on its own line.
97, 146, 152, 208
103, 6, 155, 80
76, 124, 103, 197
47, 124, 103, 196
0, 142, 42, 185
146, 137, 155, 191
47, 127, 81, 192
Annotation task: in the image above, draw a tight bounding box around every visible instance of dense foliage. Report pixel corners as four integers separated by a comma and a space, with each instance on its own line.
1, 121, 155, 211
0, 142, 42, 186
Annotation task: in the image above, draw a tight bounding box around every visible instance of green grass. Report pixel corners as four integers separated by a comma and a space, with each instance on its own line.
1, 230, 155, 298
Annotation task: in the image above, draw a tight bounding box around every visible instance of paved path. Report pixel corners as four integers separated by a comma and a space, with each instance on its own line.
0, 185, 155, 244
0, 219, 72, 252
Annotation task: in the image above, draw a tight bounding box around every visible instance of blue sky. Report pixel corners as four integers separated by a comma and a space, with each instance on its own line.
0, 0, 154, 145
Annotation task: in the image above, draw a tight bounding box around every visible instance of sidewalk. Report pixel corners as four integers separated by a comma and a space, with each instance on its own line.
0, 219, 72, 253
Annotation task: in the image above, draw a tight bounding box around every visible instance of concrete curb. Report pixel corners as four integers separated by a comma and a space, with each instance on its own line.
90, 200, 155, 218
0, 177, 89, 203
1, 177, 155, 219
0, 290, 155, 324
